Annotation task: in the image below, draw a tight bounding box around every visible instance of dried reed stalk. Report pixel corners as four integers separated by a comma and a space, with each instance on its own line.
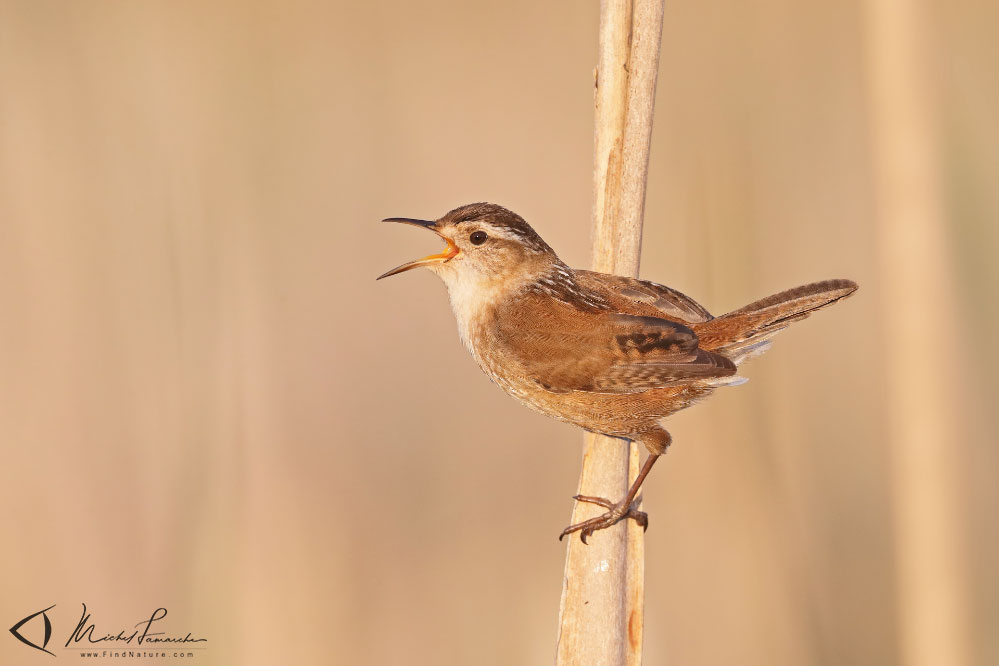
555, 2, 665, 665
865, 1, 970, 665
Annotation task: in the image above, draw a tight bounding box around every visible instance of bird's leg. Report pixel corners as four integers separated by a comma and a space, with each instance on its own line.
559, 453, 661, 544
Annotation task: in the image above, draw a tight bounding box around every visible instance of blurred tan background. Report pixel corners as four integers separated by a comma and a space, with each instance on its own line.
1, 1, 995, 665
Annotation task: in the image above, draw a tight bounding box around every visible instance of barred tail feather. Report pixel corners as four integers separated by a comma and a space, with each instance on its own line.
696, 279, 858, 365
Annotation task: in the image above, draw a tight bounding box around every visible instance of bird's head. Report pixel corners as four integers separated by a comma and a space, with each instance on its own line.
377, 203, 559, 291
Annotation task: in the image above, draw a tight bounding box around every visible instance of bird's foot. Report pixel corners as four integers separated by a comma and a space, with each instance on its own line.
558, 495, 648, 544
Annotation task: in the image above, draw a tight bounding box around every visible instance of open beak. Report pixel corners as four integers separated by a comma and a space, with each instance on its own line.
377, 217, 460, 280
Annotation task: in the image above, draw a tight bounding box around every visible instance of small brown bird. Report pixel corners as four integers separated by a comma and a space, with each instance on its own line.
378, 203, 857, 542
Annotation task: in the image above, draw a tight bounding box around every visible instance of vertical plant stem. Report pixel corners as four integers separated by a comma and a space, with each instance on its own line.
556, 2, 665, 665
865, 1, 970, 665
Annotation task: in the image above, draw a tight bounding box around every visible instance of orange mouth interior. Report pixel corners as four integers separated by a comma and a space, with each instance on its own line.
377, 236, 459, 280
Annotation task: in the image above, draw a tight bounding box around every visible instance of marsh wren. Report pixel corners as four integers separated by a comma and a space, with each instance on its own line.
378, 203, 857, 542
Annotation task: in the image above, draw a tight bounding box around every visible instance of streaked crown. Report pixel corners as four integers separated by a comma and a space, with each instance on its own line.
439, 203, 554, 256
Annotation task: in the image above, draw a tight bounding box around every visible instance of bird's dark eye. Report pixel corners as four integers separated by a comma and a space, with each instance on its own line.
469, 231, 488, 245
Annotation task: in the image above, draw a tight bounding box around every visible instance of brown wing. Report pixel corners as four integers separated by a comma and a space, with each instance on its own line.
573, 270, 714, 324
493, 289, 735, 394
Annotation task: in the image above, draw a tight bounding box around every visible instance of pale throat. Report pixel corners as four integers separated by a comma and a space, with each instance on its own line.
434, 263, 533, 356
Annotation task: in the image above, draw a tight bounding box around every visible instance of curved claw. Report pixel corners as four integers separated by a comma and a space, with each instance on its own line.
558, 502, 649, 544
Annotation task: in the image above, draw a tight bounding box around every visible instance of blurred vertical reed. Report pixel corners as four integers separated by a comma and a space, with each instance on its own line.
555, 2, 665, 665
865, 1, 970, 665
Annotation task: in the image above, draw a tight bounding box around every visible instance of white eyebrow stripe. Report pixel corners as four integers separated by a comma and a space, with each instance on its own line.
484, 226, 528, 241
